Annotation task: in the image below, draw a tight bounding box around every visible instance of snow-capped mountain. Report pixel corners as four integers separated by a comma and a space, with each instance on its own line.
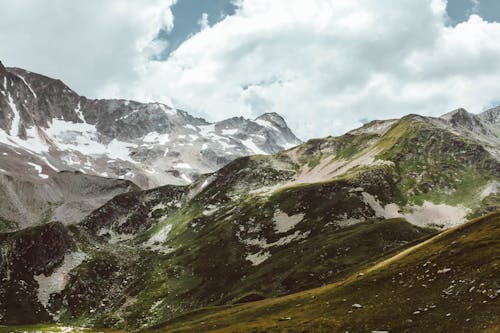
0, 61, 301, 189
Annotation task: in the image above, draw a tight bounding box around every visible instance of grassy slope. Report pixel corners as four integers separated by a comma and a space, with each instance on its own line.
377, 117, 498, 206
150, 211, 500, 333
35, 115, 500, 329
0, 324, 124, 333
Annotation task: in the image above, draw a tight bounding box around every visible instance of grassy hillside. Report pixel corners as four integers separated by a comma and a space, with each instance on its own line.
2, 112, 499, 331
150, 211, 500, 333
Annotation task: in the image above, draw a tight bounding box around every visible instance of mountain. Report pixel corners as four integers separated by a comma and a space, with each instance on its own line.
440, 107, 500, 159
0, 61, 300, 230
0, 61, 300, 189
0, 170, 139, 232
155, 211, 500, 333
1, 105, 498, 331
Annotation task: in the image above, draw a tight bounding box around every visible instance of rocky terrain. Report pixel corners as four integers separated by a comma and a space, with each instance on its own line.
1, 95, 499, 332
0, 62, 300, 230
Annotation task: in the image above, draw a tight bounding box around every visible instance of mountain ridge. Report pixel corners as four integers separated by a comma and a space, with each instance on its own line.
0, 63, 300, 230
0, 63, 301, 189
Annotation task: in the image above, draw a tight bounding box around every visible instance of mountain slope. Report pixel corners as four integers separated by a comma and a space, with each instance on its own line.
1, 106, 499, 330
149, 211, 500, 333
0, 170, 138, 232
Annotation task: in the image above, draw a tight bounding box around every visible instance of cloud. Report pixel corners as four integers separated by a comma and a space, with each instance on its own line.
198, 13, 210, 30
125, 0, 500, 139
2, 0, 500, 139
469, 0, 480, 15
0, 0, 175, 98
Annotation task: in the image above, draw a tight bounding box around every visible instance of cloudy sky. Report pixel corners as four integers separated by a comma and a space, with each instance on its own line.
1, 0, 499, 139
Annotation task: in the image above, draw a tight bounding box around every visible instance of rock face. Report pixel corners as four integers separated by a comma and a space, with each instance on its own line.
478, 106, 500, 125
0, 171, 139, 232
0, 222, 75, 324
0, 64, 301, 190
439, 107, 500, 159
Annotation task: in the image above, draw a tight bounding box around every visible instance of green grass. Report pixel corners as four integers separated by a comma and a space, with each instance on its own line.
0, 324, 123, 332
0, 216, 17, 232
148, 211, 500, 333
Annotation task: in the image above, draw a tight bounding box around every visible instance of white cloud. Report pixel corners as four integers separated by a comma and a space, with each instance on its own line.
122, 0, 500, 139
198, 13, 210, 30
0, 0, 175, 98
2, 0, 500, 139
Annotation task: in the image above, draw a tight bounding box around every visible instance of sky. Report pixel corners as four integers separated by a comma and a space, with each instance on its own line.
0, 0, 500, 140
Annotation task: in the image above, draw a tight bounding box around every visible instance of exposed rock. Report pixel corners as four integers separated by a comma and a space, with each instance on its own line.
0, 64, 301, 190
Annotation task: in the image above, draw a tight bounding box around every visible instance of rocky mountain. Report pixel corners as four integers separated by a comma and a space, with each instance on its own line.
0, 61, 300, 230
0, 61, 300, 189
1, 105, 498, 331
0, 170, 139, 232
440, 107, 500, 159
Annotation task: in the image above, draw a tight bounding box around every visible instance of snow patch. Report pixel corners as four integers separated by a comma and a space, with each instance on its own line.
203, 204, 218, 216
362, 192, 470, 228
246, 251, 271, 266
481, 181, 499, 198
362, 193, 401, 219
255, 119, 279, 131
273, 210, 305, 233
45, 119, 138, 163
15, 73, 37, 98
144, 224, 173, 254
241, 138, 267, 155
222, 128, 238, 135
28, 162, 49, 179
147, 224, 172, 245
34, 251, 87, 309
40, 156, 59, 172
404, 202, 470, 228
157, 103, 176, 115
181, 173, 192, 183
143, 131, 170, 144
239, 230, 311, 249
7, 93, 20, 137
198, 124, 215, 137
174, 162, 192, 169
74, 102, 84, 122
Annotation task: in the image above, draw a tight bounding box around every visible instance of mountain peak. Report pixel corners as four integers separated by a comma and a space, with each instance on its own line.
0, 60, 6, 75
255, 112, 288, 129
254, 112, 301, 147
440, 107, 472, 120
440, 108, 484, 129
